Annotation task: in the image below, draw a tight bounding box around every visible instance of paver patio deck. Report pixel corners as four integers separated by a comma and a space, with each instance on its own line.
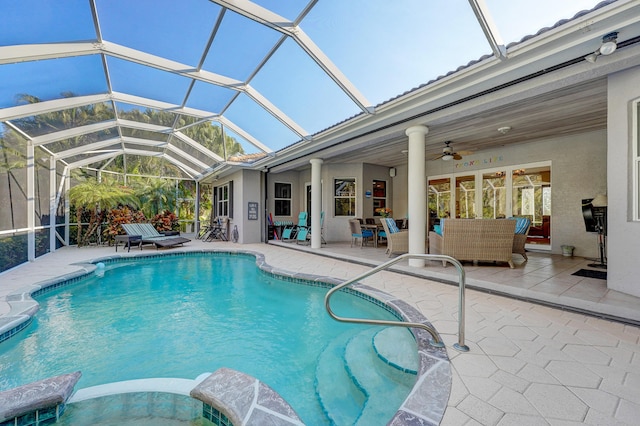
1, 237, 639, 425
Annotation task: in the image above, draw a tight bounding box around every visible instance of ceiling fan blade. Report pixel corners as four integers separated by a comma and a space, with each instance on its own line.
457, 150, 474, 156
432, 154, 444, 160
453, 154, 462, 160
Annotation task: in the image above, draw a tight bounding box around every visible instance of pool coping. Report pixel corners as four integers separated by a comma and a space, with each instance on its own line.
0, 249, 451, 426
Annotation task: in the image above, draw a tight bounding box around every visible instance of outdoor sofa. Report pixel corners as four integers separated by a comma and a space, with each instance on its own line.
428, 219, 517, 268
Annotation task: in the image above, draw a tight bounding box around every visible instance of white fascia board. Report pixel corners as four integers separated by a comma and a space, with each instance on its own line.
53, 137, 122, 160
165, 144, 211, 170
217, 116, 273, 154
0, 42, 101, 65
67, 151, 121, 169
172, 132, 224, 162
162, 153, 198, 178
31, 120, 117, 146
0, 94, 111, 121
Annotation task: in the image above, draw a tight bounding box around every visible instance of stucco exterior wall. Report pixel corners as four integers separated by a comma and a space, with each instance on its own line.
607, 66, 640, 297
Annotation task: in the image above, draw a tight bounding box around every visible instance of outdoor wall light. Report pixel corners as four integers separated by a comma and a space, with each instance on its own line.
497, 126, 511, 134
584, 31, 619, 63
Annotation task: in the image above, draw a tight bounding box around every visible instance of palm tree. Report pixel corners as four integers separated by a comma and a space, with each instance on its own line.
69, 179, 140, 246
133, 178, 176, 218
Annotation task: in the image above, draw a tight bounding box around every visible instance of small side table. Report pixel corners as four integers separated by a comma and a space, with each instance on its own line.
115, 235, 142, 252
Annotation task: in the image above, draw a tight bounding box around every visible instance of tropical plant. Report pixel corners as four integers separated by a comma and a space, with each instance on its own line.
103, 206, 146, 243
151, 210, 179, 232
69, 179, 140, 246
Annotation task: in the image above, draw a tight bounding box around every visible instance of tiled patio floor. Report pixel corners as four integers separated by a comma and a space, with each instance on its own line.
2, 238, 640, 425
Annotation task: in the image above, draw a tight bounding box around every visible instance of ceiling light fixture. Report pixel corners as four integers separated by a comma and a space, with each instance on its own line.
584, 31, 619, 63
442, 153, 454, 161
497, 126, 511, 134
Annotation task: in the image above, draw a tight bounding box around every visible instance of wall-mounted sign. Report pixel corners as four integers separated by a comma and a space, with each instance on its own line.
365, 190, 372, 198
454, 155, 504, 169
248, 202, 258, 220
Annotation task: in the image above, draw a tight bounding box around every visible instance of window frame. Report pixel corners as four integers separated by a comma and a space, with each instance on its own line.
214, 181, 233, 218
274, 182, 292, 217
334, 177, 356, 217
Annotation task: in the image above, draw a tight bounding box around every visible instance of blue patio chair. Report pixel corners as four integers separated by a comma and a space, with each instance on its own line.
299, 211, 326, 245
349, 219, 374, 248
282, 212, 307, 241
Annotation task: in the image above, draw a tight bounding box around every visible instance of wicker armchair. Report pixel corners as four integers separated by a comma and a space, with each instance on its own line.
380, 218, 409, 257
511, 217, 531, 261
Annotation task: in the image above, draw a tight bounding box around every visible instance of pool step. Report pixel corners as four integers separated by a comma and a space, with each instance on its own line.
315, 330, 366, 425
345, 328, 417, 426
315, 327, 418, 425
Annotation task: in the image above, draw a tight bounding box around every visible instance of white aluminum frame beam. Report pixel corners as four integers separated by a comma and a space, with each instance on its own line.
211, 0, 373, 113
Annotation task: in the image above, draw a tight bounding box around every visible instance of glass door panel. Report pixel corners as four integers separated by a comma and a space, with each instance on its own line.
455, 175, 476, 218
512, 166, 551, 246
482, 172, 506, 218
428, 178, 451, 231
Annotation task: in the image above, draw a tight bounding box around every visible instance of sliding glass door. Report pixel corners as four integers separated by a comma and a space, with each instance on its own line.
428, 162, 551, 249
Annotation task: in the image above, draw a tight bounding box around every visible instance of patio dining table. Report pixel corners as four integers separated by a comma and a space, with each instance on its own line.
361, 223, 383, 248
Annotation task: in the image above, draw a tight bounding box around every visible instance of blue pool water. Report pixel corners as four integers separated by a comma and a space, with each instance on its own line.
0, 253, 416, 424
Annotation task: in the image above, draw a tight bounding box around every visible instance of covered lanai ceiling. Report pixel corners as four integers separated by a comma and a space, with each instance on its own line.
0, 0, 626, 181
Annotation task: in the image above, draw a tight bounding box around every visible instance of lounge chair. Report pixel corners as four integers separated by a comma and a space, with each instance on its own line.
121, 223, 190, 249
300, 211, 326, 245
282, 212, 307, 241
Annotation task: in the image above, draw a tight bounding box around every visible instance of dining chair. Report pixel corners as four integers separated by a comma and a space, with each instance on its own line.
349, 219, 374, 248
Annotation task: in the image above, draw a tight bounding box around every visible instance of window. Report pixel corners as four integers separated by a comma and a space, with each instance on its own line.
372, 180, 387, 216
274, 182, 292, 216
214, 181, 233, 218
334, 178, 356, 216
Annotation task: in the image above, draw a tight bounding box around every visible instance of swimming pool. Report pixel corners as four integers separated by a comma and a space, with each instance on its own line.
0, 251, 445, 425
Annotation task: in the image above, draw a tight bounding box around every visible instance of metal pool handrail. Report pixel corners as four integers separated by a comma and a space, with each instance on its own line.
324, 253, 470, 352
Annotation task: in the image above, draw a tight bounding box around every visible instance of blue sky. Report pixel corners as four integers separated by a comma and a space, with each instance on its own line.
0, 0, 602, 152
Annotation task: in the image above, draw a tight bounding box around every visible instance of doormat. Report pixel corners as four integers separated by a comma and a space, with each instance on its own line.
572, 269, 607, 280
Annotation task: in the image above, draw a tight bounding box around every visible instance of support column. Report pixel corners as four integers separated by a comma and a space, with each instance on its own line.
49, 157, 56, 254
195, 181, 201, 235
27, 141, 35, 261
64, 171, 70, 246
310, 158, 323, 249
405, 125, 429, 267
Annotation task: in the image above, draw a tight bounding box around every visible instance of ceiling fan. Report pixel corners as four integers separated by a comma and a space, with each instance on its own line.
432, 141, 472, 161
